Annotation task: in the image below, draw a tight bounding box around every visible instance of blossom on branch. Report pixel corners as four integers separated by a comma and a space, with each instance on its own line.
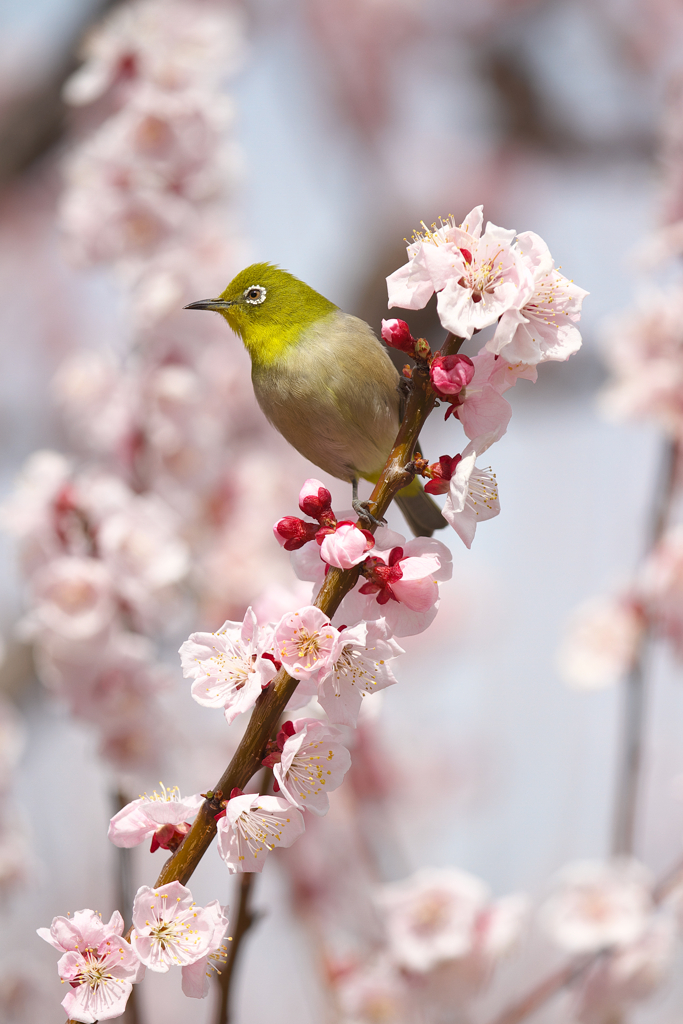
217, 792, 305, 872
387, 206, 534, 340
274, 605, 340, 682
130, 881, 226, 972
319, 521, 374, 569
38, 909, 142, 1023
266, 717, 352, 815
487, 231, 588, 364
442, 432, 501, 548
108, 783, 203, 851
317, 620, 402, 726
179, 608, 278, 723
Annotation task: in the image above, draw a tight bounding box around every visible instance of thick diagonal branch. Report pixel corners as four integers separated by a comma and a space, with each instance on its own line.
152, 332, 461, 890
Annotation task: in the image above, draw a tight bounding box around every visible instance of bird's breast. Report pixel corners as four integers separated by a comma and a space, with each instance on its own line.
251, 311, 401, 483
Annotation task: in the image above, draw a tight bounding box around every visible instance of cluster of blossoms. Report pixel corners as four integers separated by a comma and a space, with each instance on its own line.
380, 205, 587, 548
0, 451, 183, 767
38, 884, 230, 1021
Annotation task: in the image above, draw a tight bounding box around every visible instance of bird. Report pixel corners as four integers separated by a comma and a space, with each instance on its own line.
185, 262, 446, 537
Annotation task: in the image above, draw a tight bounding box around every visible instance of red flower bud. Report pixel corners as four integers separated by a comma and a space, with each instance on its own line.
381, 318, 416, 354
424, 454, 462, 495
273, 516, 319, 551
430, 354, 475, 396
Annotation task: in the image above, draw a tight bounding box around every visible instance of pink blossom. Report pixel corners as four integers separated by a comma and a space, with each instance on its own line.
489, 232, 588, 364
130, 881, 222, 971
180, 903, 230, 999
599, 286, 683, 443
430, 354, 475, 395
442, 432, 501, 548
268, 718, 351, 815
337, 530, 452, 636
38, 909, 141, 1023
319, 521, 374, 569
539, 859, 653, 953
557, 596, 644, 689
317, 620, 402, 726
38, 909, 127, 953
217, 792, 305, 872
179, 608, 278, 724
381, 318, 417, 354
375, 867, 491, 972
443, 348, 537, 440
19, 556, 116, 642
334, 956, 409, 1024
62, 0, 245, 105
108, 784, 203, 850
274, 606, 341, 682
387, 207, 535, 340
97, 494, 189, 622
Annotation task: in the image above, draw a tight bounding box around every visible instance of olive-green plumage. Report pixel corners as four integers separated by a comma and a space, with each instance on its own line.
185, 263, 445, 537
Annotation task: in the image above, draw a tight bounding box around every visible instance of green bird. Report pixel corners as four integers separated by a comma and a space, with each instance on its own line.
185, 263, 445, 537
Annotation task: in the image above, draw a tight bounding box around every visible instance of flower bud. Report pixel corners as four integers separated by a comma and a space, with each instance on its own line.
299, 478, 333, 521
424, 454, 462, 495
430, 354, 475, 395
273, 516, 319, 551
414, 337, 431, 361
381, 318, 416, 354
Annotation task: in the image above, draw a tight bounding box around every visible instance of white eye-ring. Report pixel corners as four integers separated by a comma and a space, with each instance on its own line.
243, 285, 267, 305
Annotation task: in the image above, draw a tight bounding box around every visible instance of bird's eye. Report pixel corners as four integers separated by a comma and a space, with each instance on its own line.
243, 285, 266, 305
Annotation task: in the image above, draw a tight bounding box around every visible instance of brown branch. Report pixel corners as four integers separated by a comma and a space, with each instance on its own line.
612, 438, 680, 855
150, 332, 462, 891
213, 874, 258, 1024
485, 954, 598, 1024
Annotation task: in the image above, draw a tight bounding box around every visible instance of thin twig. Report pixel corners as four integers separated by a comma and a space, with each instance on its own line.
214, 874, 258, 1024
112, 790, 141, 1024
482, 850, 683, 1024
146, 332, 462, 893
612, 438, 680, 855
485, 954, 597, 1024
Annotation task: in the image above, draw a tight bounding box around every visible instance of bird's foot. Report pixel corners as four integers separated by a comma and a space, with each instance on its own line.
353, 499, 386, 529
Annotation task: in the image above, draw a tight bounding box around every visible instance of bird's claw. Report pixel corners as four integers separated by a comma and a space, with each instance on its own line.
353, 499, 386, 529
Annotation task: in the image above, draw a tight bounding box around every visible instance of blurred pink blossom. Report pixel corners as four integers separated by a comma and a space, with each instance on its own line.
557, 596, 644, 689
539, 860, 653, 954
375, 867, 491, 972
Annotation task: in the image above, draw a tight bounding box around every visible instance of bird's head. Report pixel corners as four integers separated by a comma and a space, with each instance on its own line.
185, 262, 337, 364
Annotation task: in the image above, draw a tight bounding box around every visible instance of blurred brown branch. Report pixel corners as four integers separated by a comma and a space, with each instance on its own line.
0, 0, 120, 186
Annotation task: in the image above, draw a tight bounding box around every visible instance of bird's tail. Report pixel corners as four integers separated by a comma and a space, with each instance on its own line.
395, 477, 446, 537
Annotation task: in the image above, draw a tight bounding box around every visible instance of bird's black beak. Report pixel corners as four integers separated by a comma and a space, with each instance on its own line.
184, 298, 233, 311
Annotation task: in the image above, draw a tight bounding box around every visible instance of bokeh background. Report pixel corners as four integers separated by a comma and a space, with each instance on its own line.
0, 0, 681, 1021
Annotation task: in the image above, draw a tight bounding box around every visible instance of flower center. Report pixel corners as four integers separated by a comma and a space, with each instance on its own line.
295, 629, 321, 659
466, 467, 498, 514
